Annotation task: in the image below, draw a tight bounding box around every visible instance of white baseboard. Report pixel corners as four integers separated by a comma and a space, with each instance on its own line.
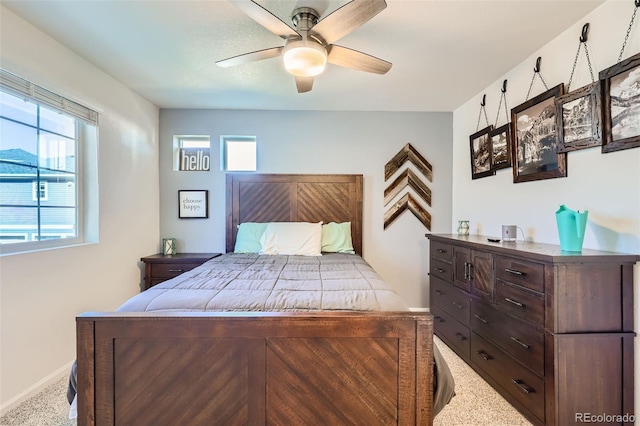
0, 360, 74, 416
408, 307, 430, 312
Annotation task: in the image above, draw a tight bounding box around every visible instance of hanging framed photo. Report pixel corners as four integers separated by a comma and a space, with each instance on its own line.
511, 84, 567, 183
178, 190, 209, 219
600, 52, 640, 153
488, 123, 512, 171
469, 125, 494, 179
555, 82, 602, 152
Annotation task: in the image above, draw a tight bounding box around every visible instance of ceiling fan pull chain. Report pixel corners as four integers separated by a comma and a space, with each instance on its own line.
494, 79, 508, 128
618, 0, 639, 63
476, 94, 489, 131
526, 57, 549, 101
566, 23, 596, 92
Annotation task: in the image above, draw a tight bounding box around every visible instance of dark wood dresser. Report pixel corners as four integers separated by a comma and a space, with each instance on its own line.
141, 253, 221, 290
427, 234, 637, 426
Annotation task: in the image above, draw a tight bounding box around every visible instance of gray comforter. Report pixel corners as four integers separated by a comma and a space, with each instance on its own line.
70, 253, 455, 416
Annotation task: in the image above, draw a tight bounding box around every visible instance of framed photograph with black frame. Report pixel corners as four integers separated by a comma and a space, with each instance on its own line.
488, 123, 512, 171
555, 81, 602, 152
178, 190, 209, 219
600, 52, 640, 153
469, 125, 494, 179
511, 84, 567, 183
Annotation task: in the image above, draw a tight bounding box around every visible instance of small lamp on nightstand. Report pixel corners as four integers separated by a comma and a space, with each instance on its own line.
162, 238, 177, 255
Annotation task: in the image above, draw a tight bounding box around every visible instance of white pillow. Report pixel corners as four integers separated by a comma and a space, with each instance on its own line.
259, 222, 323, 256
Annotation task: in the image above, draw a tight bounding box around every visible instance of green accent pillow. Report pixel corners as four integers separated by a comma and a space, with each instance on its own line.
234, 222, 268, 253
321, 222, 355, 254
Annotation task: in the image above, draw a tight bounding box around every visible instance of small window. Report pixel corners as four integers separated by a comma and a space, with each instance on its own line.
32, 181, 48, 201
173, 135, 211, 171
221, 136, 257, 171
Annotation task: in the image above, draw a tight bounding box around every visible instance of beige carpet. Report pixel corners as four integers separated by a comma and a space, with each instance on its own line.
1, 337, 531, 426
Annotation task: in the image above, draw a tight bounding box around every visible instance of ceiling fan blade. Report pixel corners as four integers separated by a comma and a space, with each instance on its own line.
310, 0, 387, 44
216, 47, 283, 67
295, 76, 314, 93
327, 45, 392, 74
229, 0, 299, 38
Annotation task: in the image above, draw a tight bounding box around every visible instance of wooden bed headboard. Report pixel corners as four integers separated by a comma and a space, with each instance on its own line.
226, 174, 363, 255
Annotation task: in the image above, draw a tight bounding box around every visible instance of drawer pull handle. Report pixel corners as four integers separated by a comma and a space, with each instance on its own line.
511, 379, 533, 394
452, 302, 464, 309
434, 316, 444, 323
435, 268, 445, 273
504, 297, 524, 307
475, 350, 492, 361
437, 249, 447, 254
169, 269, 184, 272
434, 290, 443, 296
510, 336, 530, 349
473, 314, 488, 324
454, 332, 466, 341
505, 268, 526, 276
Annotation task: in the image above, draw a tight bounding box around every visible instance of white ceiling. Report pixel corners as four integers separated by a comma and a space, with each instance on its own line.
3, 0, 605, 112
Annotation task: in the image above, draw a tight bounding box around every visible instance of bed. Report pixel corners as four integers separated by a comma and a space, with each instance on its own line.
74, 173, 454, 425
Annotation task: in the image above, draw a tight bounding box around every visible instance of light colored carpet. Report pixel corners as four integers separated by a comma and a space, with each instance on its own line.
1, 337, 531, 426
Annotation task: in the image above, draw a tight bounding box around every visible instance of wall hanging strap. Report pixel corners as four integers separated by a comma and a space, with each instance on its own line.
475, 94, 490, 131
618, 0, 639, 62
493, 79, 509, 127
567, 23, 596, 92
525, 57, 549, 101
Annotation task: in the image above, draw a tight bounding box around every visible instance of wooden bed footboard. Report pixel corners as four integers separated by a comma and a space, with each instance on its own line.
77, 311, 434, 425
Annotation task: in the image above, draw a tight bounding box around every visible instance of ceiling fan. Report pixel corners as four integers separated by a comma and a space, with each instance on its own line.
216, 0, 392, 93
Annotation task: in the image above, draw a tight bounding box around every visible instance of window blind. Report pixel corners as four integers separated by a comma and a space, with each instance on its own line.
0, 68, 99, 125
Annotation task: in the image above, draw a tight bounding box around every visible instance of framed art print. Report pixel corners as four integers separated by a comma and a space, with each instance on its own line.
600, 52, 640, 153
469, 125, 494, 179
555, 81, 602, 153
178, 190, 209, 219
488, 123, 512, 171
511, 84, 567, 183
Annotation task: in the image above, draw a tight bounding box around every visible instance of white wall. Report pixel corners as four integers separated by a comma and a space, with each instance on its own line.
159, 109, 453, 308
452, 0, 640, 412
0, 7, 160, 411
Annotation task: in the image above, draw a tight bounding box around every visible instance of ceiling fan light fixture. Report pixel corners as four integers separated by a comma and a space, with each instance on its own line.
283, 40, 327, 77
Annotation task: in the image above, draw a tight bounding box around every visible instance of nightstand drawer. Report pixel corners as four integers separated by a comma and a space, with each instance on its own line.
150, 262, 198, 278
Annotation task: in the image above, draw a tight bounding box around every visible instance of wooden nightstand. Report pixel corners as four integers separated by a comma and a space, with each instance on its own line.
140, 253, 221, 290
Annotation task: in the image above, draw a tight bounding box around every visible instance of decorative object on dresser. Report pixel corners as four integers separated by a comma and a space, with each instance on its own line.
427, 233, 638, 426
140, 253, 221, 290
162, 238, 177, 255
457, 220, 470, 236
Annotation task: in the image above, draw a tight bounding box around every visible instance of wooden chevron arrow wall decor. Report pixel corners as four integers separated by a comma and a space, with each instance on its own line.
383, 193, 431, 230
383, 143, 432, 230
384, 143, 433, 182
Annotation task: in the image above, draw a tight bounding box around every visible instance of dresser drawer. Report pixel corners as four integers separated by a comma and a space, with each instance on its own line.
495, 255, 544, 293
471, 333, 545, 422
150, 262, 199, 278
431, 276, 470, 326
431, 240, 453, 262
432, 304, 470, 360
496, 281, 544, 326
471, 299, 544, 377
430, 258, 453, 283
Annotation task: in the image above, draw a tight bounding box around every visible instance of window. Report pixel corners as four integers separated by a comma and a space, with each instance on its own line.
173, 135, 211, 171
0, 69, 99, 254
32, 181, 48, 201
221, 135, 257, 171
